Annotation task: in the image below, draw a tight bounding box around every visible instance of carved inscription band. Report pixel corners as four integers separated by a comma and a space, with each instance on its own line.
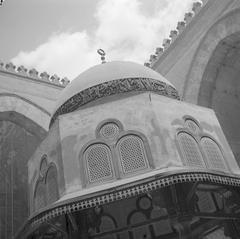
50, 77, 180, 127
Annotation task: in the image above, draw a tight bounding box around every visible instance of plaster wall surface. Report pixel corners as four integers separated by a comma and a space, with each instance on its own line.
0, 72, 63, 115
55, 93, 238, 197
28, 121, 64, 214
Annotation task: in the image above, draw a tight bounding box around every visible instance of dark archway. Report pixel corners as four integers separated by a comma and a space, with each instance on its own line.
0, 111, 47, 239
198, 33, 240, 165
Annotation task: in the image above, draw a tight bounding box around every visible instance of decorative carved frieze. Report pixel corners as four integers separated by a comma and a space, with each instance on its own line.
50, 77, 180, 126
29, 171, 240, 227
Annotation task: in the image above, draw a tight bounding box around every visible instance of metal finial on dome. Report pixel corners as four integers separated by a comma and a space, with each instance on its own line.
97, 49, 106, 64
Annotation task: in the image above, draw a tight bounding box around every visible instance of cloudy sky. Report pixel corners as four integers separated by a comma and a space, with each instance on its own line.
0, 0, 194, 80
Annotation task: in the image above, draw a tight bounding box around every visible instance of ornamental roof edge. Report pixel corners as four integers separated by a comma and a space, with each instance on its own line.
0, 61, 70, 88
144, 0, 208, 68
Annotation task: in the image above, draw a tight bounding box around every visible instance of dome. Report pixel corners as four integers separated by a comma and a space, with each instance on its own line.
50, 61, 179, 126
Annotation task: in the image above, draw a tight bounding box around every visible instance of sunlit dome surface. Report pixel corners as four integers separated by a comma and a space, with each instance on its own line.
51, 61, 178, 125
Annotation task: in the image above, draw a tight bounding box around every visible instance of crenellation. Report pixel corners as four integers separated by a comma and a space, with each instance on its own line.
200, 0, 208, 4
192, 1, 202, 14
0, 61, 69, 87
149, 54, 157, 63
50, 74, 60, 85
0, 61, 4, 70
40, 72, 50, 82
162, 38, 171, 50
5, 62, 16, 72
145, 0, 207, 67
17, 65, 28, 76
60, 77, 70, 86
155, 47, 164, 56
184, 12, 194, 25
29, 68, 39, 79
169, 30, 178, 41
176, 21, 186, 33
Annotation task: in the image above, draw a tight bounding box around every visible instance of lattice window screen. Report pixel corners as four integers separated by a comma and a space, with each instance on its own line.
178, 132, 205, 168
34, 182, 46, 211
99, 123, 120, 140
201, 137, 227, 171
85, 144, 114, 183
185, 119, 200, 134
196, 191, 216, 213
46, 167, 59, 204
117, 135, 148, 174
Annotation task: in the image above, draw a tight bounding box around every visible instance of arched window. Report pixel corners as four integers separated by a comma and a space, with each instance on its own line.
177, 132, 205, 168
84, 144, 114, 183
185, 119, 200, 134
34, 181, 46, 211
201, 137, 227, 171
99, 215, 117, 233
34, 158, 59, 211
99, 122, 120, 140
117, 135, 149, 174
40, 155, 48, 176
46, 166, 59, 204
129, 212, 151, 239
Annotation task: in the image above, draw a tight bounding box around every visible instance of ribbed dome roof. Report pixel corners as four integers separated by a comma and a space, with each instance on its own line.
50, 61, 179, 126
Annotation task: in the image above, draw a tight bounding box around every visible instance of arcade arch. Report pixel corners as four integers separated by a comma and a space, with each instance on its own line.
184, 9, 240, 165
0, 95, 48, 239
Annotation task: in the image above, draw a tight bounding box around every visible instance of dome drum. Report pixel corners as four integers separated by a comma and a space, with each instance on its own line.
28, 91, 240, 216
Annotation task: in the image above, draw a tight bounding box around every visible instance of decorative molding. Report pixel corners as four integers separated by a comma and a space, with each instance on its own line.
0, 61, 70, 87
144, 0, 208, 68
19, 171, 240, 234
50, 77, 180, 127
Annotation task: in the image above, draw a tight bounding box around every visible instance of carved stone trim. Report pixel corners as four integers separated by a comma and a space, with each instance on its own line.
26, 171, 240, 229
50, 77, 180, 127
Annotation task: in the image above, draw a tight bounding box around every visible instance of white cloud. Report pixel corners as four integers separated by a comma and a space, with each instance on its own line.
12, 0, 194, 80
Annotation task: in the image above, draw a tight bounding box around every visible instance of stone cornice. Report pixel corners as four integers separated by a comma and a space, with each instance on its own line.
16, 170, 240, 238
50, 77, 180, 127
0, 61, 70, 88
